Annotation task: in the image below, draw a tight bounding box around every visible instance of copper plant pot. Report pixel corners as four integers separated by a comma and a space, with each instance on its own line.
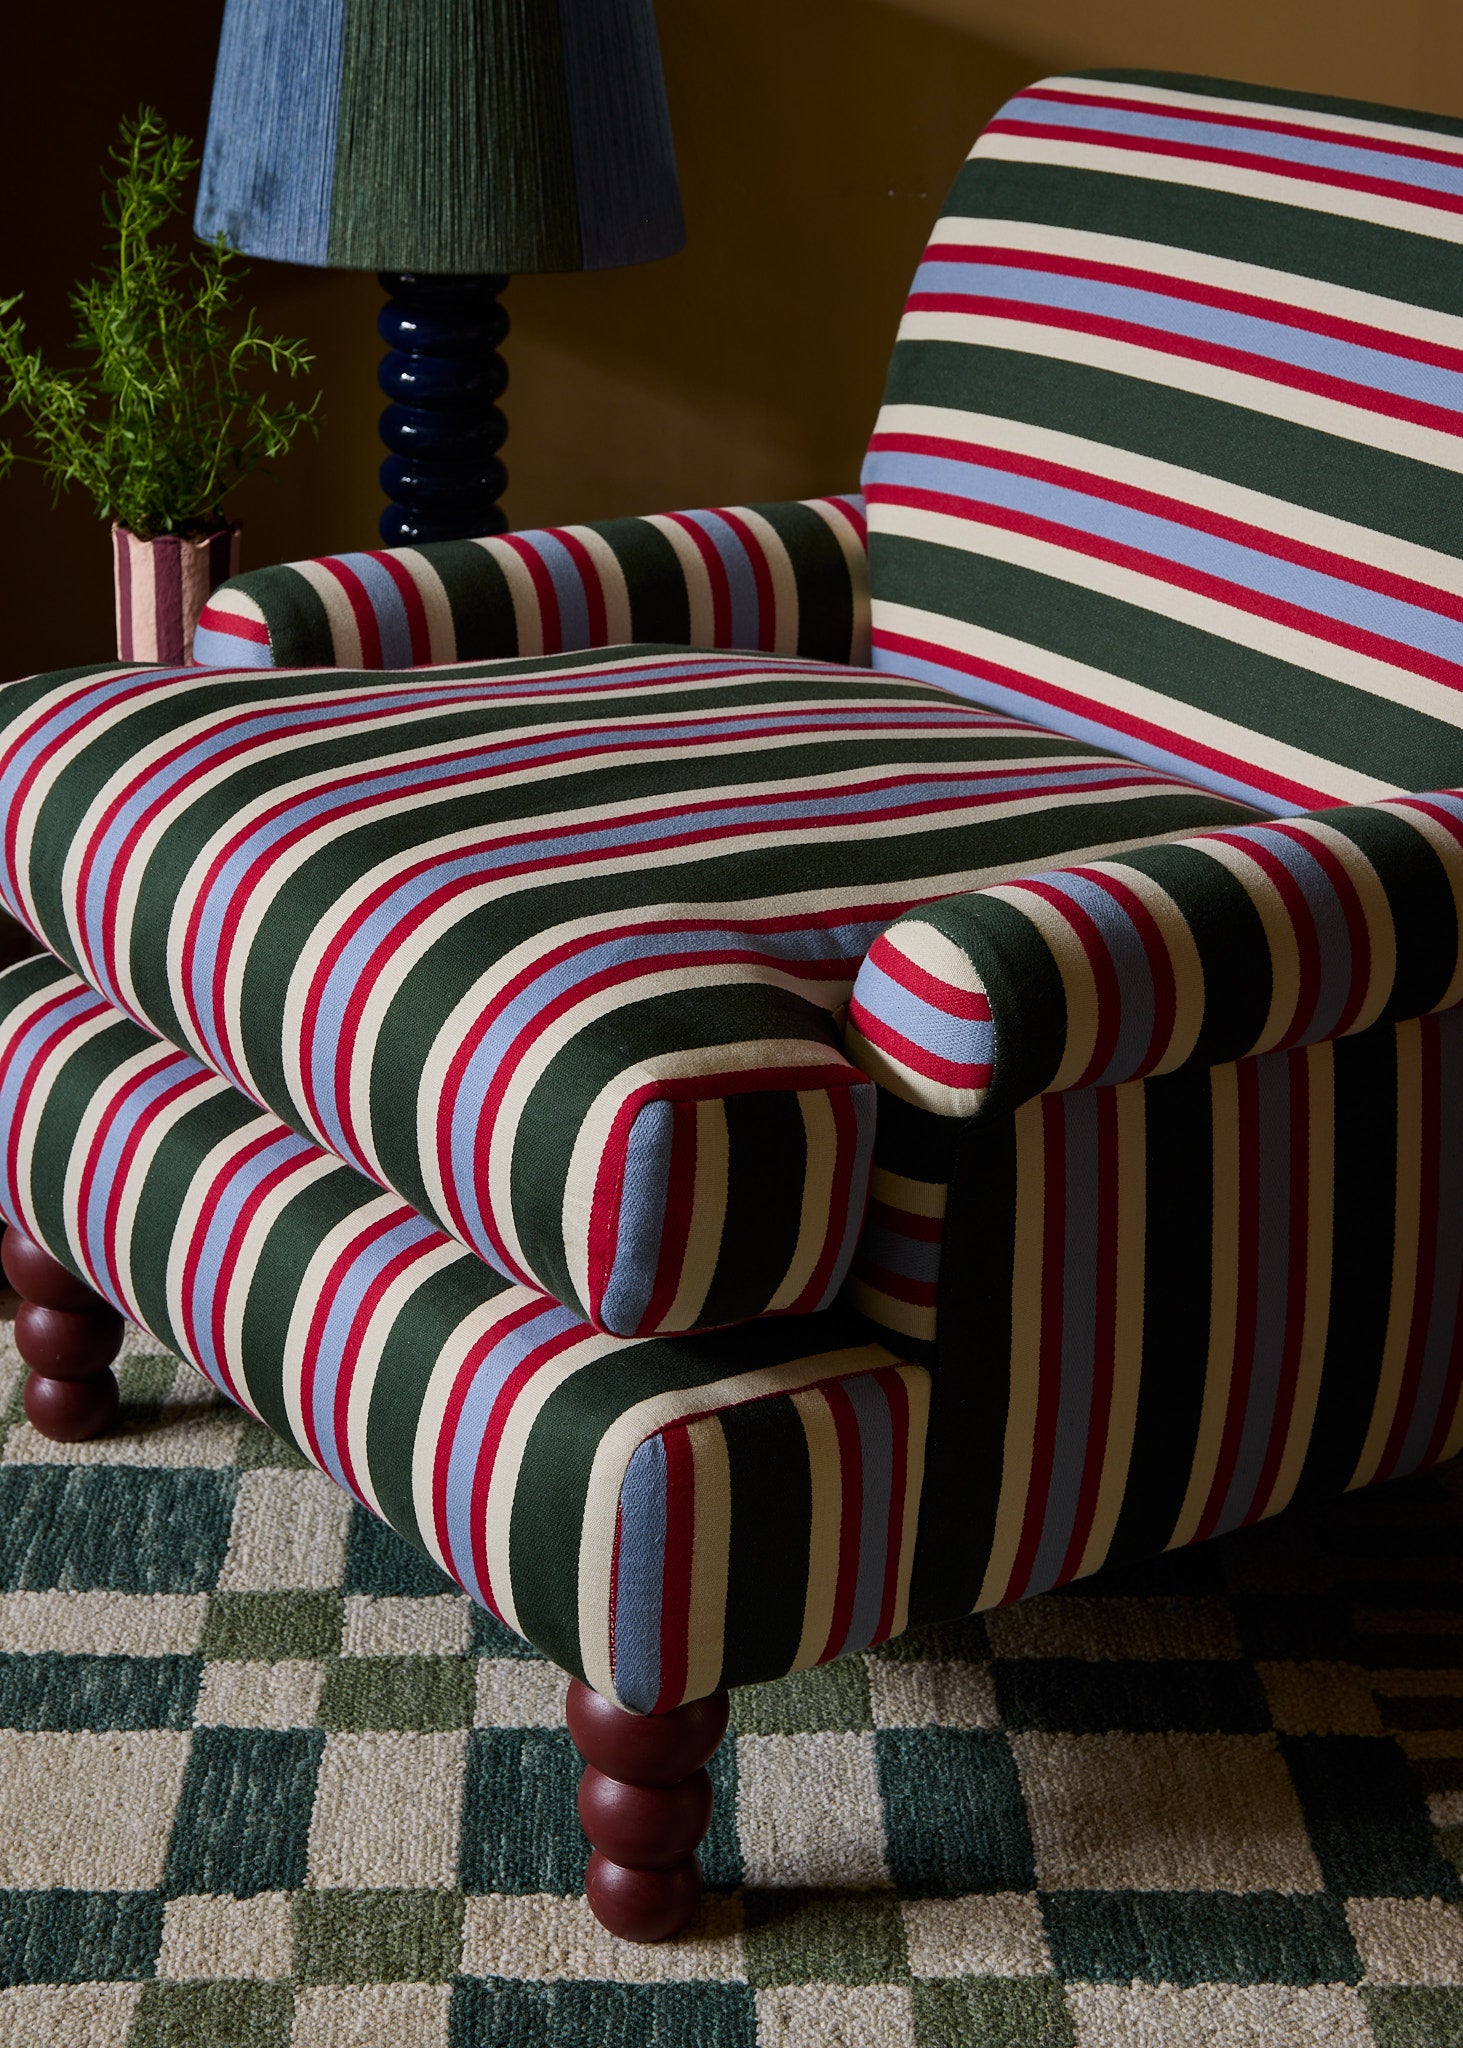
112, 521, 242, 664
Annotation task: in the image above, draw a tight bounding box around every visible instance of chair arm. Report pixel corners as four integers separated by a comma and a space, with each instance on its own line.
845, 791, 1463, 1117
193, 494, 869, 671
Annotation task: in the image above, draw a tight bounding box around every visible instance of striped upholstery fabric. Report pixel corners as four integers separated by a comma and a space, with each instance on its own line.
0, 950, 926, 1714
847, 789, 1463, 1120
864, 71, 1463, 813
0, 647, 1248, 1337
193, 496, 871, 671
897, 1007, 1463, 1626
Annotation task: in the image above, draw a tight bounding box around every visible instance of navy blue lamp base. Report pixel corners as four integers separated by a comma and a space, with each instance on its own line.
377, 273, 510, 545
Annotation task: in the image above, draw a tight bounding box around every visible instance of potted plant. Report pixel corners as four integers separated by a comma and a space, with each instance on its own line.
0, 107, 318, 664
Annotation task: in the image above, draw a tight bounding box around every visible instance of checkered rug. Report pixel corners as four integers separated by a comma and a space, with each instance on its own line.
0, 1310, 1461, 2048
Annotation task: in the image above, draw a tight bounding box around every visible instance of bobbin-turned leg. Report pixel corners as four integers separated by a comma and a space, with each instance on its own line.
2, 1226, 122, 1441
566, 1678, 729, 1942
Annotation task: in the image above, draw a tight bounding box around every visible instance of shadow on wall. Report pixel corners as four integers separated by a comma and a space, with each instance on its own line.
3, 0, 1462, 675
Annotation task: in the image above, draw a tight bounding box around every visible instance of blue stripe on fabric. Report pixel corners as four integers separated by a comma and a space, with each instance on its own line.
1230, 826, 1355, 1040
0, 988, 108, 1220
556, 0, 684, 269
77, 1056, 195, 1289
182, 1130, 314, 1396
1003, 92, 1463, 200
682, 512, 762, 650
1032, 871, 1156, 1084
523, 533, 594, 650
611, 1432, 669, 1713
599, 1100, 674, 1334
1398, 1007, 1463, 1475
854, 953, 994, 1067
1215, 1052, 1294, 1535
866, 445, 1463, 663
868, 643, 1300, 816
1027, 1091, 1101, 1598
194, 0, 346, 266
858, 1222, 941, 1283
839, 1373, 896, 1655
190, 627, 276, 670
441, 1299, 584, 1607
330, 555, 418, 670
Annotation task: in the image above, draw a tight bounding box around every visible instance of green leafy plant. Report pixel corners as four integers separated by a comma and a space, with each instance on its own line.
0, 107, 318, 541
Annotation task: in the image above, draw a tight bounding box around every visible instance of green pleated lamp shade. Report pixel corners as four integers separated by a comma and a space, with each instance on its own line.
194, 0, 685, 273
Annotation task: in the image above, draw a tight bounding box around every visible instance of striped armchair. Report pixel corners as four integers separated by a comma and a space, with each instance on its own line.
5, 68, 1463, 1942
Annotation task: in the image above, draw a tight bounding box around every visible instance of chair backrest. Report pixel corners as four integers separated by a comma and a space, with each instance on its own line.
863, 70, 1463, 814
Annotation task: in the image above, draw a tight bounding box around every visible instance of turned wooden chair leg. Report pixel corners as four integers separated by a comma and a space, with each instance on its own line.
2, 1226, 122, 1441
566, 1677, 729, 1942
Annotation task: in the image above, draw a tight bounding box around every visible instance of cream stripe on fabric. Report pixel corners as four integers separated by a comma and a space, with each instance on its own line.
1190, 841, 1305, 1053
1352, 1020, 1425, 1490
477, 540, 544, 656
274, 1190, 410, 1461
60, 1040, 189, 1323
1398, 804, 1463, 1013
977, 1100, 1046, 1609
659, 1100, 730, 1333
892, 310, 1463, 478
732, 506, 801, 656
1297, 823, 1398, 1035
792, 1385, 844, 1673
339, 1239, 464, 1522
871, 599, 1393, 808
805, 497, 872, 665
681, 1416, 733, 1706
975, 130, 1463, 248
1265, 1042, 1336, 1520
1028, 73, 1463, 155
766, 1091, 840, 1312
890, 1364, 931, 1642
979, 884, 1101, 1092
1096, 864, 1207, 1074
397, 550, 458, 666
1170, 1061, 1243, 1550
293, 561, 365, 668
563, 524, 634, 648
645, 516, 716, 645
877, 399, 1463, 596
1078, 1081, 1146, 1578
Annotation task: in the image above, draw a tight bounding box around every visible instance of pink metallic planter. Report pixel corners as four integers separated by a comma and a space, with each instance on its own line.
112, 522, 242, 663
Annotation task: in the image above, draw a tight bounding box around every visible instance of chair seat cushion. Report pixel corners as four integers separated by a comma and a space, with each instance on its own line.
0, 644, 1251, 1333
0, 950, 925, 1710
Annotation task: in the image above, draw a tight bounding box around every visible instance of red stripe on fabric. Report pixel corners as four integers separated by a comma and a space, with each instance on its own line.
368, 550, 434, 665
827, 495, 868, 542
1078, 868, 1179, 1076
548, 528, 609, 648
873, 1368, 910, 1646
1271, 825, 1372, 1038
818, 1380, 866, 1663
195, 606, 271, 646
870, 936, 991, 1020
0, 994, 111, 1253
79, 1059, 205, 1317
429, 1299, 546, 1608
985, 116, 1463, 219
871, 625, 1336, 811
1017, 86, 1463, 175
175, 1125, 291, 1410
321, 560, 384, 669
666, 514, 735, 647
1194, 1059, 1264, 1544
654, 1423, 697, 1713
717, 508, 778, 651
847, 995, 990, 1089
901, 290, 1463, 444
1247, 1049, 1312, 1524
870, 423, 1463, 622
204, 1151, 321, 1425
1012, 878, 1124, 1089
873, 478, 1463, 694
1058, 1089, 1119, 1582
1005, 1096, 1068, 1602
1228, 836, 1325, 1045
851, 1260, 939, 1309
325, 1237, 439, 1502
789, 1085, 864, 1315
637, 1101, 699, 1336
465, 1317, 586, 1616
499, 535, 564, 654
1379, 1020, 1445, 1483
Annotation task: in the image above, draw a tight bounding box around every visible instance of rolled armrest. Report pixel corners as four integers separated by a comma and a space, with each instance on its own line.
193, 494, 869, 670
846, 791, 1463, 1117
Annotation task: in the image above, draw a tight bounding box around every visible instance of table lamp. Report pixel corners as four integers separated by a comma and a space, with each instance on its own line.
194, 0, 684, 542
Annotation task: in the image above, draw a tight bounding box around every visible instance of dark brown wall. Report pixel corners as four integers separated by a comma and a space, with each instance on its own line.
4, 1, 1462, 676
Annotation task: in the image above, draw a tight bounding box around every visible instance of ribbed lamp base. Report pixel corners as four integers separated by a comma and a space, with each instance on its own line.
377, 273, 509, 545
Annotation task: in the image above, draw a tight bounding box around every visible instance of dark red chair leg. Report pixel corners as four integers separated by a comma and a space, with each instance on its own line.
2, 1226, 122, 1442
566, 1677, 729, 1942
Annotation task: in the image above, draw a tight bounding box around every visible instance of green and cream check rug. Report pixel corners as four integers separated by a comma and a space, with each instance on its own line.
1, 1313, 1462, 2048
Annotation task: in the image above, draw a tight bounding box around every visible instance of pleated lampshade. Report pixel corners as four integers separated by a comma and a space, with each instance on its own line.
195, 0, 684, 272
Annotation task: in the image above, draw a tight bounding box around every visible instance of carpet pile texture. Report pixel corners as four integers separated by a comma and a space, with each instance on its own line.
0, 1312, 1460, 2047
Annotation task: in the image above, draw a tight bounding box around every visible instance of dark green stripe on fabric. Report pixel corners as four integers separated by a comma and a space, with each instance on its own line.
701, 1090, 808, 1328
229, 567, 335, 668
422, 542, 522, 660
329, 0, 581, 271
756, 500, 859, 662
719, 1394, 815, 1686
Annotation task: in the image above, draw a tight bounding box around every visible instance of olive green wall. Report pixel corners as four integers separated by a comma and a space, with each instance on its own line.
4, 1, 1462, 674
